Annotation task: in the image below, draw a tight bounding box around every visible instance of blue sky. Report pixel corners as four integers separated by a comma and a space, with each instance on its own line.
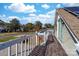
0, 3, 78, 24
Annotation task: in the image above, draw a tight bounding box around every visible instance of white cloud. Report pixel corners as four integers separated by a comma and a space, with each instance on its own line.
0, 14, 10, 22
29, 13, 36, 16
22, 13, 53, 24
38, 13, 54, 24
8, 16, 21, 20
0, 14, 6, 17
5, 3, 36, 13
56, 4, 61, 8
0, 14, 54, 24
47, 9, 56, 24
38, 14, 50, 19
41, 4, 50, 9
0, 9, 55, 24
47, 9, 56, 15
22, 17, 33, 23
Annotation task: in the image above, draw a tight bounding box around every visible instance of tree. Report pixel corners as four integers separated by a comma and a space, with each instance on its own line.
10, 18, 21, 32
44, 23, 54, 29
0, 20, 5, 26
5, 23, 12, 32
25, 23, 34, 32
21, 25, 26, 32
34, 21, 42, 31
0, 20, 6, 32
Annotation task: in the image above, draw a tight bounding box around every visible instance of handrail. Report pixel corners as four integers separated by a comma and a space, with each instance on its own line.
0, 35, 30, 50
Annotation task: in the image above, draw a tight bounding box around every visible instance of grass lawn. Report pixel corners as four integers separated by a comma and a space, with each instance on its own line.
0, 32, 25, 36
0, 32, 35, 42
0, 36, 16, 42
0, 32, 35, 36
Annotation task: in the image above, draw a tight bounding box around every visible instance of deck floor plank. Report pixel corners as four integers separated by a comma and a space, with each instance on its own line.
29, 34, 67, 56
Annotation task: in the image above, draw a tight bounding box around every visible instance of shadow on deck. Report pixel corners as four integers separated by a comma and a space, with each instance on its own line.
29, 34, 67, 56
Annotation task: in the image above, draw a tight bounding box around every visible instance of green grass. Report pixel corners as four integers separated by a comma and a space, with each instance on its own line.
0, 32, 35, 36
0, 32, 24, 36
26, 32, 35, 34
0, 36, 16, 42
0, 32, 35, 42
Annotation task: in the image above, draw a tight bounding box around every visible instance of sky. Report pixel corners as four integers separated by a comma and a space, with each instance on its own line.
0, 3, 79, 25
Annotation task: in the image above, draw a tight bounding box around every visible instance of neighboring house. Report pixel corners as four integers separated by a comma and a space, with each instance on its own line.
0, 27, 6, 33
54, 7, 79, 55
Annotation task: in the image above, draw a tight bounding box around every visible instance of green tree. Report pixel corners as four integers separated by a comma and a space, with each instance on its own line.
44, 23, 54, 28
25, 23, 34, 32
10, 18, 21, 32
21, 25, 26, 32
5, 23, 12, 32
34, 21, 42, 31
0, 20, 5, 26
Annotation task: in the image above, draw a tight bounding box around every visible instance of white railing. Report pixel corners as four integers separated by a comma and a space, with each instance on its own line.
0, 35, 36, 56
0, 31, 51, 56
36, 30, 51, 45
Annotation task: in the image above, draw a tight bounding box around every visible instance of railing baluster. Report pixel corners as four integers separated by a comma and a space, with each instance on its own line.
29, 37, 30, 54
29, 37, 30, 53
27, 38, 30, 55
30, 37, 32, 53
24, 39, 26, 56
21, 41, 23, 56
44, 32, 46, 43
30, 37, 32, 51
36, 34, 38, 46
16, 43, 18, 56
31, 37, 33, 51
8, 46, 11, 56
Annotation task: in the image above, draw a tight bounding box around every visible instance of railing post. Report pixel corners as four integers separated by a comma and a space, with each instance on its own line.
57, 18, 59, 40
16, 43, 18, 56
21, 41, 23, 56
36, 31, 38, 46
29, 37, 30, 55
8, 46, 11, 56
31, 37, 33, 51
24, 39, 26, 56
44, 32, 46, 43
29, 37, 32, 53
27, 37, 30, 55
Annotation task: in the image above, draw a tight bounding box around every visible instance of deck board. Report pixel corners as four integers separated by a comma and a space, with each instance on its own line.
29, 34, 67, 56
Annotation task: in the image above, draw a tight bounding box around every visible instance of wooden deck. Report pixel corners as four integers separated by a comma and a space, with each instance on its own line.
29, 34, 67, 56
